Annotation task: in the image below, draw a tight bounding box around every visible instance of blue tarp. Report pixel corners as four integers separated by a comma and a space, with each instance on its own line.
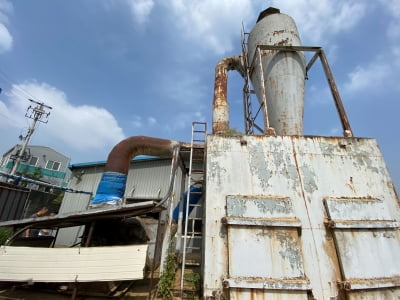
91, 172, 127, 207
173, 185, 202, 221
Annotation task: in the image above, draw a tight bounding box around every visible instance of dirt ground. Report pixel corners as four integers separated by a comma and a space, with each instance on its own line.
0, 282, 151, 300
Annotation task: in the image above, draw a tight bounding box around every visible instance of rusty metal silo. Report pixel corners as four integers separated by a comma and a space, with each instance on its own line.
247, 7, 306, 135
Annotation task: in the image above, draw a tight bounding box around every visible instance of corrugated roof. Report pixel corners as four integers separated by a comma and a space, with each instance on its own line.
68, 155, 159, 169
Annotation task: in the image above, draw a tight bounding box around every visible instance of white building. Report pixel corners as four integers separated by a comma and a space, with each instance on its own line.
0, 145, 71, 187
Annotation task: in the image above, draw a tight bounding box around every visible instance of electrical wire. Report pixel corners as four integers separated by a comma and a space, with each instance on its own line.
0, 67, 40, 101
0, 67, 44, 130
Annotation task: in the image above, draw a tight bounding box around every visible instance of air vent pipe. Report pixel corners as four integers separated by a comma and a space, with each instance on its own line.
91, 136, 180, 207
212, 56, 244, 134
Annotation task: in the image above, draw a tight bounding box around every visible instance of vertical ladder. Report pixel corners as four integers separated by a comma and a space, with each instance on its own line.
180, 122, 207, 294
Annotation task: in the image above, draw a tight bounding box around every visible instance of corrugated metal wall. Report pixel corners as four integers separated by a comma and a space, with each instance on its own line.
0, 183, 30, 221
125, 159, 175, 199
55, 158, 180, 247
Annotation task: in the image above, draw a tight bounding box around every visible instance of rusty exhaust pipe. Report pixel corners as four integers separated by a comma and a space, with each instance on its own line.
212, 56, 244, 134
91, 136, 180, 207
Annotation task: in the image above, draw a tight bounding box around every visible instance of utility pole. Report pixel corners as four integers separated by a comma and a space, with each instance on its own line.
10, 99, 52, 176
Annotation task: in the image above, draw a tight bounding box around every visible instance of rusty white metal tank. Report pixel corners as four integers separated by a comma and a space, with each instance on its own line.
247, 7, 306, 135
203, 135, 400, 299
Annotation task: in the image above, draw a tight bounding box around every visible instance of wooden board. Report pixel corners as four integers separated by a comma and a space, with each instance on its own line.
0, 244, 148, 282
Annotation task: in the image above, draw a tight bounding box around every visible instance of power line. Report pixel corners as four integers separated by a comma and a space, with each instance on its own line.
0, 68, 38, 100
0, 67, 48, 130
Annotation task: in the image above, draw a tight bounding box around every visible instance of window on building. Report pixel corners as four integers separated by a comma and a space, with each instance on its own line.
29, 156, 39, 166
45, 160, 61, 171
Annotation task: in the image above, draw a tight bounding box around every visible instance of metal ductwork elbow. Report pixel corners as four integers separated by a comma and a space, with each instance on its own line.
90, 136, 180, 207
212, 56, 244, 134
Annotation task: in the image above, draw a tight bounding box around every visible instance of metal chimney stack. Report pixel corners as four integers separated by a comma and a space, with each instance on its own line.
247, 7, 306, 135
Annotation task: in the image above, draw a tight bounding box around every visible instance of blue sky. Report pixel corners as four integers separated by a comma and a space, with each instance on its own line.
0, 0, 399, 190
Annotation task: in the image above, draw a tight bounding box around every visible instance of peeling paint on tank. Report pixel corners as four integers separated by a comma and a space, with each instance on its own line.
286, 164, 299, 189
383, 232, 395, 239
227, 196, 295, 218
248, 143, 271, 190
208, 160, 227, 186
276, 231, 304, 273
300, 165, 318, 194
270, 148, 284, 169
207, 137, 234, 157
318, 141, 339, 155
256, 198, 292, 215
354, 155, 379, 174
256, 229, 273, 238
227, 197, 248, 217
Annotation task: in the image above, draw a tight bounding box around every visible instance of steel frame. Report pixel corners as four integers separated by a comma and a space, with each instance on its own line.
242, 42, 353, 137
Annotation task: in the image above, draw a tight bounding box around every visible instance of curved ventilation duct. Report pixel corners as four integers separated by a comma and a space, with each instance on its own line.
91, 136, 180, 207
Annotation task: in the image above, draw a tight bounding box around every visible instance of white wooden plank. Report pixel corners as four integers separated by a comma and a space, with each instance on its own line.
0, 244, 148, 282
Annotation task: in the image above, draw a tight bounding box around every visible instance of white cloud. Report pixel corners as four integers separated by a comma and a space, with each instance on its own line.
147, 116, 157, 125
268, 0, 367, 44
102, 0, 154, 26
159, 0, 369, 54
5, 81, 125, 152
387, 20, 400, 38
131, 115, 157, 128
131, 115, 143, 128
380, 0, 400, 38
344, 61, 390, 93
0, 0, 12, 23
166, 0, 254, 55
0, 0, 12, 53
380, 0, 400, 16
125, 0, 154, 25
341, 1, 400, 96
306, 85, 331, 105
0, 23, 11, 53
392, 46, 400, 66
163, 110, 206, 136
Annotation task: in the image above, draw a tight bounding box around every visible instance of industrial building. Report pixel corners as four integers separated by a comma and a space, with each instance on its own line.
55, 156, 183, 249
0, 144, 71, 187
0, 6, 399, 300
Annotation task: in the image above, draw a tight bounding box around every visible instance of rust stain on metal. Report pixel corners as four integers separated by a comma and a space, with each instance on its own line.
322, 232, 343, 283
212, 56, 244, 134
338, 276, 400, 291
272, 29, 285, 36
319, 49, 353, 137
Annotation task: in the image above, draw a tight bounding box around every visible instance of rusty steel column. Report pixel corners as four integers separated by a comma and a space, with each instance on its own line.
319, 49, 353, 137
212, 56, 244, 134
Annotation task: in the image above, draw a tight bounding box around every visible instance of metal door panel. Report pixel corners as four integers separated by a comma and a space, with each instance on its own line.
228, 226, 305, 279
334, 229, 400, 280
347, 287, 400, 300
229, 288, 308, 300
324, 197, 396, 223
324, 197, 400, 292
